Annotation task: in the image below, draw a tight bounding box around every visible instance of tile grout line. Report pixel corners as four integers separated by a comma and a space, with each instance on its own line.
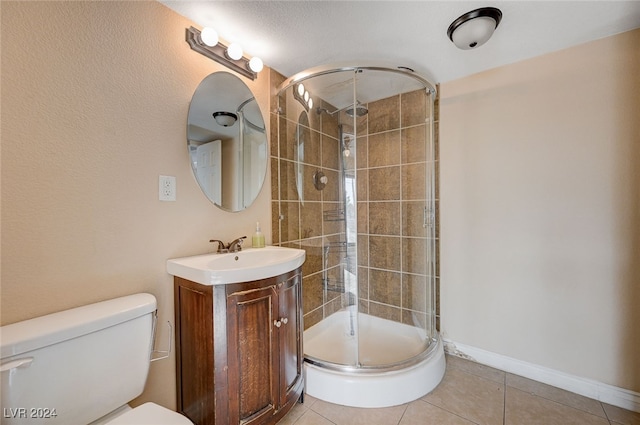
507, 385, 619, 424
307, 401, 339, 425
449, 359, 622, 425
395, 403, 409, 425
600, 400, 613, 425
503, 372, 615, 422
419, 396, 483, 425
503, 370, 507, 425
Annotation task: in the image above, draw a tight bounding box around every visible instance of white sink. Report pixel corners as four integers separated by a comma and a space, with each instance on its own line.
167, 246, 306, 285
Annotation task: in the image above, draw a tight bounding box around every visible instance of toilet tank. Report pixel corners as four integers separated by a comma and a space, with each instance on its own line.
0, 293, 157, 425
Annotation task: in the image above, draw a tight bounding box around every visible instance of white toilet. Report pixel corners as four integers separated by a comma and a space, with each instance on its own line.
0, 293, 192, 425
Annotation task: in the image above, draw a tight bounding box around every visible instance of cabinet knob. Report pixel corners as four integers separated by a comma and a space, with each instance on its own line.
281, 317, 288, 325
274, 320, 282, 328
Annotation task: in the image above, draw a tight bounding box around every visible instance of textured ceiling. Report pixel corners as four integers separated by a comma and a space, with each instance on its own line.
160, 1, 640, 84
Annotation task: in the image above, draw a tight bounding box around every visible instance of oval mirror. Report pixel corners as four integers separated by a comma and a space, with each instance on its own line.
187, 72, 268, 211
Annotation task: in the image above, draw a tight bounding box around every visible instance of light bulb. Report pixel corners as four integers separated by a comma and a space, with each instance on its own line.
297, 84, 305, 96
200, 27, 219, 47
304, 91, 310, 102
307, 98, 313, 109
227, 43, 243, 60
248, 57, 263, 73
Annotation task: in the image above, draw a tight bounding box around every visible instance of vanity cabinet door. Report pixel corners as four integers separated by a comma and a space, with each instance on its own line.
226, 284, 279, 425
277, 272, 303, 408
175, 267, 303, 425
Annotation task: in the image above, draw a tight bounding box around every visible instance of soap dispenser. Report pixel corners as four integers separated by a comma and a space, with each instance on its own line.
252, 222, 265, 248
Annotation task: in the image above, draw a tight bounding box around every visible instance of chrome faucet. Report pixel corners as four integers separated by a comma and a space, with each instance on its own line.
226, 236, 247, 253
209, 239, 228, 253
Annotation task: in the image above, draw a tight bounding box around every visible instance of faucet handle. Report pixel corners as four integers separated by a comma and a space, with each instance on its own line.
209, 239, 227, 253
227, 236, 247, 252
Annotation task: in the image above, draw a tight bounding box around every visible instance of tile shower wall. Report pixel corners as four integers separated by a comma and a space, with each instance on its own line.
355, 89, 440, 331
270, 69, 440, 331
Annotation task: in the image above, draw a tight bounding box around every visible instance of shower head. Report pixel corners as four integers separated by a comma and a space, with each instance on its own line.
345, 104, 368, 117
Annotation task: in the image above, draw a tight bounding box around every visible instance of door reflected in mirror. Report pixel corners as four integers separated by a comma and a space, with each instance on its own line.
187, 72, 268, 211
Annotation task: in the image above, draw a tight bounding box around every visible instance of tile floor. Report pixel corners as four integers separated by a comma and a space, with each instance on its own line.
279, 355, 640, 425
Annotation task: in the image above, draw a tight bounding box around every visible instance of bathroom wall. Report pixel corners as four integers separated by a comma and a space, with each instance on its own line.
272, 80, 440, 333
1, 1, 273, 409
440, 28, 640, 392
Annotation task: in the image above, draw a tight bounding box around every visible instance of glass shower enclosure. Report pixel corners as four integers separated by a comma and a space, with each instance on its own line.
273, 65, 440, 383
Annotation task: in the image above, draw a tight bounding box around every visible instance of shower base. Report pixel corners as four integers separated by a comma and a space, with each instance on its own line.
303, 308, 446, 408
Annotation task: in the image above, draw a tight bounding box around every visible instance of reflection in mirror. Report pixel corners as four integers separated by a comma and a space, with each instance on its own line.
295, 111, 310, 203
187, 72, 268, 211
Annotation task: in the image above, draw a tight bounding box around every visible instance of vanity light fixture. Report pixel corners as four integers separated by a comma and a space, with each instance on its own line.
213, 111, 238, 127
447, 7, 502, 50
186, 26, 263, 80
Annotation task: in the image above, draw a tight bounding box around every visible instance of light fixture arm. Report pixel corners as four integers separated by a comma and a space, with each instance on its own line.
185, 26, 258, 80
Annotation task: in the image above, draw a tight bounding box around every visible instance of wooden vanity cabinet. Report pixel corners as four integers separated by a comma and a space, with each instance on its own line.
174, 267, 304, 425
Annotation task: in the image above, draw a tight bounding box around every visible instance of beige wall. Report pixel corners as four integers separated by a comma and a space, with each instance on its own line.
440, 28, 640, 391
1, 1, 273, 408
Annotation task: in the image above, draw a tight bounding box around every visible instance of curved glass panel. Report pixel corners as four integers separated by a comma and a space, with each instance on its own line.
276, 66, 437, 370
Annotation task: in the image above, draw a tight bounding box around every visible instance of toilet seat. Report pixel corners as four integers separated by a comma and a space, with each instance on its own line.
106, 402, 193, 425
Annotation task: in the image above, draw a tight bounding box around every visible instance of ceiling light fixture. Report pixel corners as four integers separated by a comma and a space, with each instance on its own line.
213, 111, 238, 127
447, 7, 502, 50
185, 26, 263, 80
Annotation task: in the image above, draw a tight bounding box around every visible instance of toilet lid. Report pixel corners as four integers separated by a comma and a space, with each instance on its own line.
106, 402, 193, 425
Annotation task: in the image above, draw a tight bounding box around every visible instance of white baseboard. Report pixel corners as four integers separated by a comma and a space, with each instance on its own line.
443, 339, 640, 413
